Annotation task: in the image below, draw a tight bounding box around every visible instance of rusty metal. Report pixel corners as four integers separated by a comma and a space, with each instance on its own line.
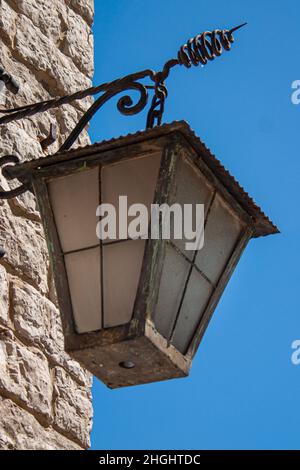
0, 23, 246, 200
177, 23, 247, 68
40, 123, 58, 150
0, 66, 19, 95
0, 155, 31, 199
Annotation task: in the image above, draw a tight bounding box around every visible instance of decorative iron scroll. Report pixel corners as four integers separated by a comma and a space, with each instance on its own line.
0, 24, 246, 199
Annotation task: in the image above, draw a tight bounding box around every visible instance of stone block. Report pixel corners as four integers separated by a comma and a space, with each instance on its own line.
53, 366, 92, 447
0, 396, 82, 449
0, 328, 52, 424
0, 202, 49, 294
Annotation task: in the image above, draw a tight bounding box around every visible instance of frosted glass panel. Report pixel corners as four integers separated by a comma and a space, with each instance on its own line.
171, 157, 213, 260
101, 153, 161, 241
48, 168, 99, 253
65, 247, 101, 334
154, 244, 190, 340
195, 194, 243, 284
103, 239, 146, 328
171, 268, 213, 354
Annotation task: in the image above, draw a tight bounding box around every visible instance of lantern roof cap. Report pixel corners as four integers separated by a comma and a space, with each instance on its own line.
17, 120, 279, 238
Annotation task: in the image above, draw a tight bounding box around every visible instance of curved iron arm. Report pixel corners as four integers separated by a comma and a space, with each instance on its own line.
0, 155, 31, 199
59, 73, 151, 152
0, 23, 246, 199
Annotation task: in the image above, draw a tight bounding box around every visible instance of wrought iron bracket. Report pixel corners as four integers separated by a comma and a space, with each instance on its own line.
0, 23, 246, 200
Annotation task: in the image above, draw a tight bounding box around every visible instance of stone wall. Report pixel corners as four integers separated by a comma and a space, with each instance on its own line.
0, 0, 94, 450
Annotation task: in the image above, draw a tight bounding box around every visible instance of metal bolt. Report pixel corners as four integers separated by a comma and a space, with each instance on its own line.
119, 361, 135, 369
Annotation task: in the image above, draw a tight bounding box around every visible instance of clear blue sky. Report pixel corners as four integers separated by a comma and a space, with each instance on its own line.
89, 0, 300, 450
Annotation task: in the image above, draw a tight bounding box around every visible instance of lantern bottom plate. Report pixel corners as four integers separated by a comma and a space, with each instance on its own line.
69, 333, 190, 389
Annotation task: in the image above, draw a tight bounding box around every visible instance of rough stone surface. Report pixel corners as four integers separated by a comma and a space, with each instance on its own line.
0, 0, 94, 450
53, 367, 92, 448
1, 1, 92, 94
0, 396, 82, 450
0, 201, 49, 294
0, 266, 9, 326
11, 279, 64, 356
14, 14, 91, 95
0, 328, 52, 425
67, 0, 94, 26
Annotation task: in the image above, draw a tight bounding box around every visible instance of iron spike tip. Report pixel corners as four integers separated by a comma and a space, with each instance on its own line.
229, 23, 247, 34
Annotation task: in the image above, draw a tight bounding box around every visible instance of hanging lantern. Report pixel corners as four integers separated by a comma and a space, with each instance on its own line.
0, 121, 278, 388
